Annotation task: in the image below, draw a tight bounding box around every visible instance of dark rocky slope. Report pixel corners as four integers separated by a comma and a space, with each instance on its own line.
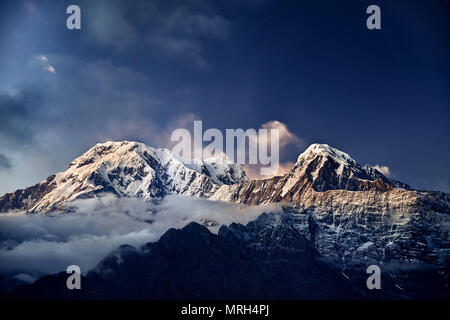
8, 211, 449, 300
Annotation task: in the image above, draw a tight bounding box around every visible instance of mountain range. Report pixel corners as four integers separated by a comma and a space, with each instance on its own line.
1, 141, 449, 299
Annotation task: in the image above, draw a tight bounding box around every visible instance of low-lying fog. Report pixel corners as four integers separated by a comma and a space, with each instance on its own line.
0, 194, 282, 291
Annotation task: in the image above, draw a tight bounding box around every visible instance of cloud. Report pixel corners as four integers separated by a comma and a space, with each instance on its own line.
84, 0, 138, 49
164, 119, 305, 179
0, 154, 11, 170
243, 120, 306, 179
35, 55, 56, 74
23, 1, 41, 16
373, 164, 391, 176
20, 54, 169, 148
146, 5, 230, 68
23, 1, 37, 12
243, 161, 294, 180
0, 195, 280, 291
0, 53, 206, 195
0, 89, 37, 148
80, 0, 230, 68
260, 120, 306, 150
44, 65, 55, 74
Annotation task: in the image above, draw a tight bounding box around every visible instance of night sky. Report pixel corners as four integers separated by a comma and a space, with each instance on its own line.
0, 0, 448, 194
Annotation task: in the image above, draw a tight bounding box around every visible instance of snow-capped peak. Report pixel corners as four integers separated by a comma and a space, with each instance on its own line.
69, 140, 247, 184
183, 156, 248, 185
0, 141, 411, 214
290, 143, 361, 183
9, 141, 248, 212
279, 143, 410, 194
295, 143, 358, 169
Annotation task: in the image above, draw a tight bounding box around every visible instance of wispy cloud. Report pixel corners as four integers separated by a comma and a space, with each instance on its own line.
36, 55, 56, 74
243, 120, 307, 179
147, 5, 230, 68
243, 161, 295, 180
82, 0, 230, 68
44, 65, 55, 74
260, 120, 306, 150
0, 195, 280, 290
374, 164, 391, 176
84, 0, 138, 49
0, 89, 37, 148
0, 154, 12, 170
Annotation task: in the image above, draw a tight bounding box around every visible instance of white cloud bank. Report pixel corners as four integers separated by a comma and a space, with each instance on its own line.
373, 164, 391, 176
0, 195, 281, 286
243, 120, 306, 180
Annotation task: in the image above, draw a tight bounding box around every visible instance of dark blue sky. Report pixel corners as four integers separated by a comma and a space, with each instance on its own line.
0, 0, 449, 194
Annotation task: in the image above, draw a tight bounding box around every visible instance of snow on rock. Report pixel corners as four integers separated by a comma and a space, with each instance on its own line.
0, 141, 248, 213
280, 143, 410, 195
0, 141, 438, 215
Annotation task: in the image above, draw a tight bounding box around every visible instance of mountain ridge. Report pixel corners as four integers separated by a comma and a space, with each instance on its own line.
8, 213, 449, 299
0, 140, 247, 212
1, 140, 449, 299
0, 140, 432, 214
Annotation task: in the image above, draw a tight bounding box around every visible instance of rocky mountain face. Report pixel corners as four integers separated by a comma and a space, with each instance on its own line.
1, 141, 449, 299
210, 144, 450, 274
0, 141, 433, 214
8, 214, 448, 299
210, 143, 413, 205
0, 141, 248, 212
6, 218, 360, 299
